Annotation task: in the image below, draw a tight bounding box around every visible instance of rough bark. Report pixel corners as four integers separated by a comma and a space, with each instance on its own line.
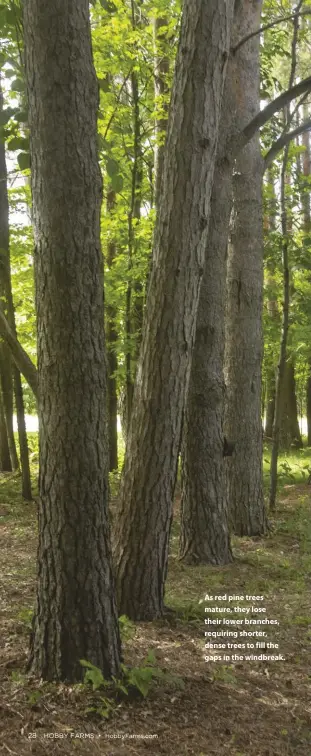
225, 0, 267, 536
113, 0, 234, 620
24, 0, 121, 681
179, 5, 249, 564
106, 190, 118, 472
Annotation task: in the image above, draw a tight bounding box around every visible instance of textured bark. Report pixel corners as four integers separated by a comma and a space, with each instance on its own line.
225, 0, 266, 536
113, 0, 234, 620
106, 190, 118, 472
24, 0, 121, 681
279, 360, 302, 449
179, 8, 248, 564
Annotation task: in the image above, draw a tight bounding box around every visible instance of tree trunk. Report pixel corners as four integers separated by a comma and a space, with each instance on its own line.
13, 366, 32, 499
179, 1, 251, 565
0, 308, 38, 399
279, 359, 303, 449
0, 351, 19, 470
265, 368, 276, 438
301, 104, 311, 445
307, 358, 311, 446
113, 0, 234, 621
264, 168, 278, 440
24, 0, 121, 682
0, 384, 11, 471
225, 0, 267, 536
269, 13, 300, 511
269, 146, 290, 510
125, 5, 144, 432
106, 190, 118, 472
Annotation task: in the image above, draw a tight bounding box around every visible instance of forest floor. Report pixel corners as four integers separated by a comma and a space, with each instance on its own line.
0, 444, 311, 756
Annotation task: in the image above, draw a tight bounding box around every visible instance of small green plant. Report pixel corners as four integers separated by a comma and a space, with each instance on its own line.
118, 614, 136, 642
28, 690, 42, 706
17, 607, 33, 629
80, 650, 184, 717
212, 665, 237, 685
10, 669, 27, 685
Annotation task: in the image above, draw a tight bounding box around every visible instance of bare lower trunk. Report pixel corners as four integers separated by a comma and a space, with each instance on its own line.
113, 0, 234, 620
269, 14, 300, 511
225, 0, 266, 536
265, 368, 276, 438
279, 359, 302, 449
14, 366, 32, 499
307, 359, 311, 446
179, 6, 250, 564
106, 190, 118, 472
0, 347, 19, 470
269, 149, 290, 511
24, 0, 121, 681
0, 384, 11, 471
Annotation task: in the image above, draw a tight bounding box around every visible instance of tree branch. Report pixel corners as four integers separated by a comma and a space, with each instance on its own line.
227, 75, 311, 158
0, 308, 38, 400
232, 6, 311, 54
264, 119, 311, 169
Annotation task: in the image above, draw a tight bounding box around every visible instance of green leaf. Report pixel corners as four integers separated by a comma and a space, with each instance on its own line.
106, 157, 119, 178
17, 152, 31, 170
111, 173, 123, 193
15, 110, 28, 124
0, 108, 15, 126
7, 136, 28, 151
98, 76, 110, 92
100, 0, 117, 12
10, 78, 25, 93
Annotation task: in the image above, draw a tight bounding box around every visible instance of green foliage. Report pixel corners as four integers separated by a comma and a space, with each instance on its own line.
80, 649, 184, 717
118, 613, 136, 642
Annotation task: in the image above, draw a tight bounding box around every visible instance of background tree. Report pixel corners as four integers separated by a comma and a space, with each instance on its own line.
113, 0, 234, 620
